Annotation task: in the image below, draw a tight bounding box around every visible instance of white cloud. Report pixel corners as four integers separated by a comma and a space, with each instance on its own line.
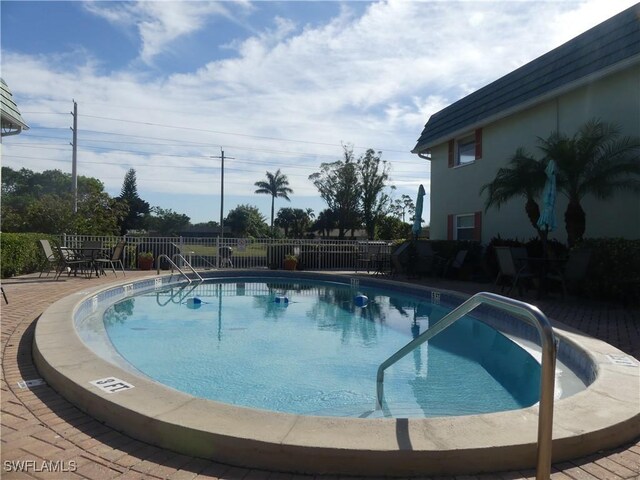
3, 0, 637, 223
83, 0, 253, 65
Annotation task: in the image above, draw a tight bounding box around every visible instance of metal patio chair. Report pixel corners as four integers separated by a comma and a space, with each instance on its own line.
545, 249, 592, 298
53, 243, 90, 280
38, 239, 58, 277
95, 239, 127, 277
494, 246, 534, 296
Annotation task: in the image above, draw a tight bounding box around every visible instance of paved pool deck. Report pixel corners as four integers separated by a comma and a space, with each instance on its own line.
2, 270, 639, 479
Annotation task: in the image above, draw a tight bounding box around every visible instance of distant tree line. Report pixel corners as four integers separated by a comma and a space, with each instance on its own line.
2, 143, 424, 240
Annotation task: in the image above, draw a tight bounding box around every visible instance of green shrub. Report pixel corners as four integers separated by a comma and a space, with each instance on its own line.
577, 238, 640, 304
1, 233, 59, 278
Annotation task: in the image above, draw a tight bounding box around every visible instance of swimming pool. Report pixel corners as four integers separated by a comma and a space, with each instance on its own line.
102, 278, 541, 417
33, 271, 640, 476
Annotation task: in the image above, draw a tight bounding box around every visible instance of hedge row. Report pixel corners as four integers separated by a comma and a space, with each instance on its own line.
577, 238, 640, 304
1, 233, 59, 278
485, 236, 640, 304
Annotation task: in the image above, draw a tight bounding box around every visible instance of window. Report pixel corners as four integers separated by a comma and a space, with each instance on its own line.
457, 135, 476, 166
448, 128, 482, 167
447, 212, 482, 241
455, 214, 475, 240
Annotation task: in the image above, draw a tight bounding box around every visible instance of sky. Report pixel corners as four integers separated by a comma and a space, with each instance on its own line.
1, 0, 637, 226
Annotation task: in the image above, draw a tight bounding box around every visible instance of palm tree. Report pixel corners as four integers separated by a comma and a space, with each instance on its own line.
480, 148, 547, 233
538, 119, 640, 246
254, 169, 293, 235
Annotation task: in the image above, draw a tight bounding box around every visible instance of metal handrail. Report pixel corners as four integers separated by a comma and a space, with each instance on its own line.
375, 292, 557, 480
155, 283, 200, 307
156, 254, 203, 283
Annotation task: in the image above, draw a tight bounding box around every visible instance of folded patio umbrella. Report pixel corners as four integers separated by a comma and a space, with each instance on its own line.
537, 159, 557, 233
412, 184, 426, 238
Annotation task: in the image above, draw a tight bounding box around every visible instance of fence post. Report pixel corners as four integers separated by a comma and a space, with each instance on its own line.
216, 236, 220, 269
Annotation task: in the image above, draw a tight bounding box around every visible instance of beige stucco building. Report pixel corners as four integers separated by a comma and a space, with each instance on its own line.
412, 5, 640, 244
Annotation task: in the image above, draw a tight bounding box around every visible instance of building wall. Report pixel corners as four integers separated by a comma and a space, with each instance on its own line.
429, 63, 640, 243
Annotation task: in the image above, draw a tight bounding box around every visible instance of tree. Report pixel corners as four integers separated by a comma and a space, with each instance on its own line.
390, 194, 415, 222
275, 207, 314, 238
538, 119, 640, 246
309, 145, 361, 238
358, 149, 392, 240
254, 169, 293, 236
311, 209, 338, 237
377, 215, 411, 240
1, 167, 124, 234
146, 207, 191, 235
479, 148, 547, 235
482, 120, 640, 247
225, 204, 269, 237
117, 168, 150, 234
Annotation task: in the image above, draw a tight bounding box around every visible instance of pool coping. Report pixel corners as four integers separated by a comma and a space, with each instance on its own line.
32, 271, 640, 476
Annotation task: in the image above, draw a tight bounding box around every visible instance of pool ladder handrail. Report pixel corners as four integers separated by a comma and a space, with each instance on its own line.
375, 291, 557, 480
155, 254, 203, 283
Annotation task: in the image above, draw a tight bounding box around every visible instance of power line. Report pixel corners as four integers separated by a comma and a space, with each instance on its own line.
2, 154, 429, 183
78, 113, 411, 154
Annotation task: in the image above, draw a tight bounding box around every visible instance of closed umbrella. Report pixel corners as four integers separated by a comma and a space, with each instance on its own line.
537, 159, 557, 232
412, 184, 426, 238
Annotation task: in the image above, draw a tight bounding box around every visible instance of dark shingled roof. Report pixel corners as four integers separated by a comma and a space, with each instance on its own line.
1, 78, 29, 135
412, 4, 640, 154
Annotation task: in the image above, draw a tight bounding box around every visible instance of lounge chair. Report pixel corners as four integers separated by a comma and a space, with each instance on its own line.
494, 246, 534, 296
95, 240, 127, 277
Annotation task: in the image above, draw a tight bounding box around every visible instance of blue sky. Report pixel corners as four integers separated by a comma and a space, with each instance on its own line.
1, 0, 636, 225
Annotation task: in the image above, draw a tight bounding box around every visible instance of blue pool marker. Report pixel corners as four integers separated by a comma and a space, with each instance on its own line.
186, 297, 203, 309
354, 294, 368, 307
274, 295, 289, 305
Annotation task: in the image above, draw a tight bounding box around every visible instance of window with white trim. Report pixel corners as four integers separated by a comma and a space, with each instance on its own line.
455, 214, 475, 240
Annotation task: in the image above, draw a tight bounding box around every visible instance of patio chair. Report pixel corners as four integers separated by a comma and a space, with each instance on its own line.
95, 240, 127, 277
38, 239, 58, 277
53, 243, 90, 280
494, 246, 534, 296
545, 249, 592, 298
78, 240, 103, 277
356, 244, 380, 273
219, 246, 233, 268
443, 249, 468, 279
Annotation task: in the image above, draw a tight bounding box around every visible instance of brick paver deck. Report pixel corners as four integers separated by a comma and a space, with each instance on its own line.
2, 271, 639, 479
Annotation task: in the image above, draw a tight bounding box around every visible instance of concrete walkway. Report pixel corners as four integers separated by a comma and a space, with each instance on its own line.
2, 271, 639, 479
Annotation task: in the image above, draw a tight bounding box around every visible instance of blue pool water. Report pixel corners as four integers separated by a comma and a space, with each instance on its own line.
103, 278, 540, 417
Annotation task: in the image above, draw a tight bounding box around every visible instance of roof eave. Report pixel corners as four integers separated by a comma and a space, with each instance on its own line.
412, 54, 640, 154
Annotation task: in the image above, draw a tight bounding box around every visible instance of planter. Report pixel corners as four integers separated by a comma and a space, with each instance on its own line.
138, 257, 154, 270
283, 258, 298, 271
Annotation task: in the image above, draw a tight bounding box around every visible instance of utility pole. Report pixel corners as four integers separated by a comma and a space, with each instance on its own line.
210, 149, 235, 242
70, 100, 78, 214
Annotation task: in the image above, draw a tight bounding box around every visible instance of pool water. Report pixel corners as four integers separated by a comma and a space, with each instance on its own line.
103, 278, 540, 417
